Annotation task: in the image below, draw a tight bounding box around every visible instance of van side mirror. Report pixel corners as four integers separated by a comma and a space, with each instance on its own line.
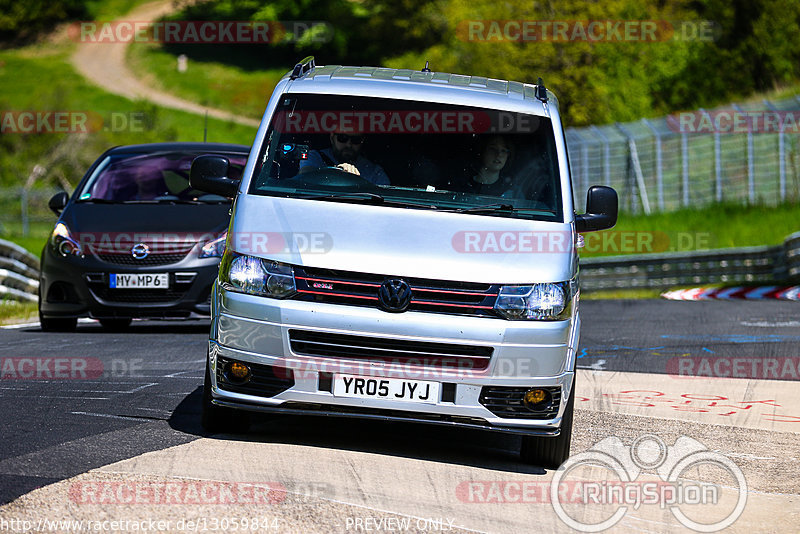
190, 155, 239, 198
48, 191, 69, 215
575, 186, 617, 233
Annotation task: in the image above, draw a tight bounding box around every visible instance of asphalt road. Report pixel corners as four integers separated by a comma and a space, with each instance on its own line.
0, 300, 798, 531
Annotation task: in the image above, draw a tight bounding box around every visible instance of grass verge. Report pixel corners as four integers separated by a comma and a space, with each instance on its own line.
0, 300, 39, 326
127, 41, 282, 120
0, 45, 258, 251
580, 202, 800, 257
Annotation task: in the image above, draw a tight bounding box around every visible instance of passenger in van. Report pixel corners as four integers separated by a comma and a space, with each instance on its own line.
299, 131, 390, 185
462, 135, 515, 197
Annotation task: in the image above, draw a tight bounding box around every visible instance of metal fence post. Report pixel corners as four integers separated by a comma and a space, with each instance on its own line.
616, 122, 651, 214
733, 104, 755, 203
642, 119, 664, 211
581, 138, 589, 202
21, 187, 29, 237
766, 100, 786, 202
699, 109, 722, 203
589, 126, 611, 188
681, 132, 690, 207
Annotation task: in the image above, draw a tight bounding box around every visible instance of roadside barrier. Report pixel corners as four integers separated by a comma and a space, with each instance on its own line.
662, 286, 800, 300
2, 230, 799, 302
0, 239, 39, 303
580, 231, 800, 291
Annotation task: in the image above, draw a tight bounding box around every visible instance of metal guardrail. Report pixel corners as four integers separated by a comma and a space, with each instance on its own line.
0, 239, 39, 303
581, 231, 800, 291
2, 232, 799, 300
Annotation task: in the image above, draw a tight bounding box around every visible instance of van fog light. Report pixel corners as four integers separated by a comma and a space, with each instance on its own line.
225, 362, 251, 384
523, 388, 551, 411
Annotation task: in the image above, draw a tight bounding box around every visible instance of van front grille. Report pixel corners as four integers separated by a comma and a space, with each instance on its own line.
289, 329, 493, 371
292, 266, 500, 318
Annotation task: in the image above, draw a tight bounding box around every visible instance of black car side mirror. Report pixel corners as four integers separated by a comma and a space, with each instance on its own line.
575, 186, 618, 233
48, 191, 69, 215
190, 155, 239, 198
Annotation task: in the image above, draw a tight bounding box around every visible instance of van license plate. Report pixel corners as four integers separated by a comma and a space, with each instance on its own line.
110, 273, 169, 289
333, 374, 439, 404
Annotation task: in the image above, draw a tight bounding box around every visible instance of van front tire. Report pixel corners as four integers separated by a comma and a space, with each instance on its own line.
520, 375, 575, 469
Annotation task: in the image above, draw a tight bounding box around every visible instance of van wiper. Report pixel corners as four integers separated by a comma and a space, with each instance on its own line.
299, 192, 442, 211
455, 203, 517, 214
299, 192, 385, 203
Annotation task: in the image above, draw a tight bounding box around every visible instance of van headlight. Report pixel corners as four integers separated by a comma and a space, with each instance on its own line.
49, 222, 83, 257
494, 281, 573, 320
220, 253, 296, 298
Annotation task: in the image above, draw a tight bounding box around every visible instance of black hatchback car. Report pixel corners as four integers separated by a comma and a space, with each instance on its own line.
39, 142, 249, 331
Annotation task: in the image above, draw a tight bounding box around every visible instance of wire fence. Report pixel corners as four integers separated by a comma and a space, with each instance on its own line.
566, 95, 800, 213
0, 187, 61, 236
6, 94, 800, 230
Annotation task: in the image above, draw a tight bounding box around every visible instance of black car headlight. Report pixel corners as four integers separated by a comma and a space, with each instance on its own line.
49, 223, 83, 257
494, 280, 575, 320
219, 252, 296, 299
199, 231, 227, 258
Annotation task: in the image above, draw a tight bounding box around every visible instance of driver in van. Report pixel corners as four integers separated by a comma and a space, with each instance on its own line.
299, 131, 390, 185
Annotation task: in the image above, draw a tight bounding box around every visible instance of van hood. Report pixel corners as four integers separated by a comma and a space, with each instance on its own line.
230, 196, 577, 285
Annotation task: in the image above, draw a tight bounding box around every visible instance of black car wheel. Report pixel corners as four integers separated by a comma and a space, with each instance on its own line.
520, 374, 575, 469
38, 311, 77, 332
38, 290, 77, 332
99, 318, 132, 331
201, 357, 250, 434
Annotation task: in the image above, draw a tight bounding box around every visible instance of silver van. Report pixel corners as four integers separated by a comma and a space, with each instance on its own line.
191, 58, 617, 468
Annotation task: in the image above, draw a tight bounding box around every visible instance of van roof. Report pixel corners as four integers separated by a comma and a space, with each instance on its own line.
284, 64, 558, 110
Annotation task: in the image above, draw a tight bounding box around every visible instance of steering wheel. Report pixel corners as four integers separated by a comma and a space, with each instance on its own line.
288, 167, 375, 189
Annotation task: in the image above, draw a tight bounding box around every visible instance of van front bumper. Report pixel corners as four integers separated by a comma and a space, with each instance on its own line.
209, 287, 579, 434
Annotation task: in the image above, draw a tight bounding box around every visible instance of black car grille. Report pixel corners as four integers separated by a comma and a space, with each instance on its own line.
479, 386, 561, 419
94, 251, 191, 266
89, 287, 188, 303
216, 356, 294, 398
293, 266, 500, 318
289, 329, 493, 371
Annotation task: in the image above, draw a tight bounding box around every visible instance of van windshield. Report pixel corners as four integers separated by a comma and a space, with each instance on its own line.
250, 94, 563, 221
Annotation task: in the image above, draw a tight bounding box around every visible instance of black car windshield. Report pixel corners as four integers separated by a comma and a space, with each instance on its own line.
78, 151, 248, 203
249, 94, 563, 221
